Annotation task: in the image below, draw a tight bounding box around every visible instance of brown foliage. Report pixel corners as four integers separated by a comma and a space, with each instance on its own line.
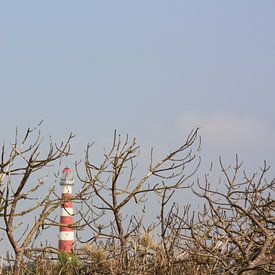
0, 126, 274, 274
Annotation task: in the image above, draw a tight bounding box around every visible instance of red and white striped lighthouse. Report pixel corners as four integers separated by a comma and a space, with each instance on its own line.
59, 167, 74, 253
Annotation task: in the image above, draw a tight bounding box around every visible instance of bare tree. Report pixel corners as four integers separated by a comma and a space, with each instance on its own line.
1, 126, 274, 275
0, 124, 73, 275
172, 157, 275, 274
75, 129, 201, 269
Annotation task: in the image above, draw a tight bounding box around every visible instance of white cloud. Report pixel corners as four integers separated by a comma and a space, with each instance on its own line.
179, 112, 273, 149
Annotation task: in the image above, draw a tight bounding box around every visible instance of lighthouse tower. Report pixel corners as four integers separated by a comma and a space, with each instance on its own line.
59, 167, 74, 253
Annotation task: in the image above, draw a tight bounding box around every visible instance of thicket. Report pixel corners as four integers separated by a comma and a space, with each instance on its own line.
0, 125, 274, 274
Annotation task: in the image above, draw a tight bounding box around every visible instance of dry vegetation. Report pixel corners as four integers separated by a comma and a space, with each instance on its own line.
0, 125, 274, 274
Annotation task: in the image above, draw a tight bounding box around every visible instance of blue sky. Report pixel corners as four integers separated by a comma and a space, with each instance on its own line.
0, 0, 275, 256
0, 0, 275, 169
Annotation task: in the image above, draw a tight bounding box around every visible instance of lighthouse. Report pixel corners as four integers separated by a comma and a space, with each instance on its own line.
59, 167, 74, 253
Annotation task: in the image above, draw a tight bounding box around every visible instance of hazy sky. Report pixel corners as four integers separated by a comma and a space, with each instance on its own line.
1, 1, 275, 257
1, 0, 275, 171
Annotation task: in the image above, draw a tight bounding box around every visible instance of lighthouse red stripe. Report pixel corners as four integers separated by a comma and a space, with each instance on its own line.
62, 193, 73, 208
62, 193, 73, 199
60, 216, 73, 225
62, 201, 73, 208
59, 240, 74, 253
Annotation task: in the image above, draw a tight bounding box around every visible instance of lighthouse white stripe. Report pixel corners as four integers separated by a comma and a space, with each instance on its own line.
61, 207, 73, 216
59, 231, 74, 241
62, 185, 72, 194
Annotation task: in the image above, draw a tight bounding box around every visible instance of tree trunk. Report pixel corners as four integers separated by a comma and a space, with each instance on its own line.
120, 237, 128, 268
13, 250, 24, 275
